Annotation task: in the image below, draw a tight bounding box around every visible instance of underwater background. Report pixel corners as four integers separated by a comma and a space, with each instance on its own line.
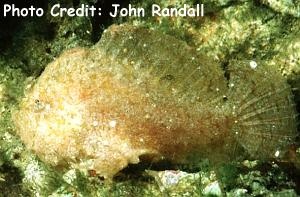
0, 0, 299, 196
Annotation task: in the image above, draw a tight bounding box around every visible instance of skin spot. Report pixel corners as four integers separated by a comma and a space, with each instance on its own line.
109, 120, 117, 128
13, 24, 297, 179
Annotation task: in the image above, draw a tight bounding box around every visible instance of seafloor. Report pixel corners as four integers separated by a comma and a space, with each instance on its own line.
0, 0, 299, 196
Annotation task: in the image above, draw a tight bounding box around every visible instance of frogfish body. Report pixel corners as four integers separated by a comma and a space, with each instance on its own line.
13, 24, 297, 178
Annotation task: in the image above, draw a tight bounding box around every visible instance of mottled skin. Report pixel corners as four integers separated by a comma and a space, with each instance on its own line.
13, 24, 297, 178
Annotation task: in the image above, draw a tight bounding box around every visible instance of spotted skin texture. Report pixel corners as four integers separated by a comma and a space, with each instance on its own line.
13, 24, 297, 179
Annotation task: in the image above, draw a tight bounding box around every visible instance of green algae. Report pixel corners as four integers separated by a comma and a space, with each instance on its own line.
260, 0, 300, 17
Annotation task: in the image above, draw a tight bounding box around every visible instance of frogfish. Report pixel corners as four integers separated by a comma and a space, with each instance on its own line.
13, 24, 298, 179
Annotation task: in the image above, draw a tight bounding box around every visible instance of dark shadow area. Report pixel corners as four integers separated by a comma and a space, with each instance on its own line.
0, 0, 48, 52
114, 154, 178, 181
277, 161, 300, 194
91, 0, 131, 42
0, 163, 30, 196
